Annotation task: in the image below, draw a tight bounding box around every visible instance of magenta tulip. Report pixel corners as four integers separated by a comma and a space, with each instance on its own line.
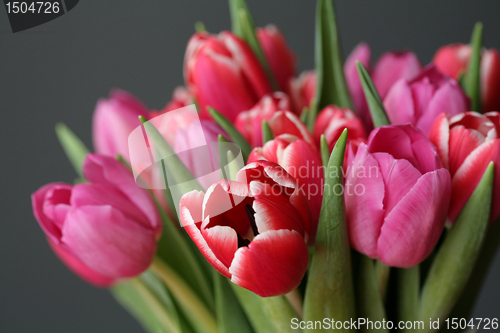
32, 154, 161, 286
248, 134, 323, 239
384, 65, 470, 136
92, 90, 149, 161
184, 31, 272, 122
179, 161, 310, 297
429, 111, 500, 222
257, 25, 296, 94
345, 124, 451, 267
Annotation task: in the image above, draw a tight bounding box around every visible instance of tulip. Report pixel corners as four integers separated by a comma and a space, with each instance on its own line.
150, 86, 193, 118
235, 92, 291, 147
179, 161, 310, 296
344, 43, 421, 131
290, 70, 316, 114
257, 25, 296, 94
32, 154, 161, 286
184, 31, 272, 122
173, 119, 227, 189
313, 105, 367, 154
429, 111, 500, 222
248, 134, 323, 238
92, 89, 149, 161
433, 44, 500, 112
384, 65, 470, 136
345, 124, 451, 267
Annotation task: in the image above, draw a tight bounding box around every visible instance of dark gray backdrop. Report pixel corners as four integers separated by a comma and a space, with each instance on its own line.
1, 1, 499, 332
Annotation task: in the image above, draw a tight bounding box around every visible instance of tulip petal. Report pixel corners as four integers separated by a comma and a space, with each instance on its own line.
229, 229, 308, 297
201, 225, 238, 269
373, 51, 421, 98
62, 205, 157, 278
378, 169, 451, 268
345, 144, 385, 258
384, 79, 416, 126
268, 111, 315, 147
448, 126, 486, 175
429, 113, 450, 170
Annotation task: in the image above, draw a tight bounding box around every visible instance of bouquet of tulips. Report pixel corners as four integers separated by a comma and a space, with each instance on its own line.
32, 0, 500, 332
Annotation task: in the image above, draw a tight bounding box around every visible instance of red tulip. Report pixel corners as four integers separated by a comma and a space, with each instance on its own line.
184, 31, 272, 122
290, 70, 316, 114
345, 124, 451, 267
235, 92, 291, 147
429, 111, 500, 222
179, 161, 310, 297
150, 86, 193, 118
313, 105, 367, 154
384, 65, 470, 136
248, 134, 323, 240
434, 44, 500, 112
257, 25, 296, 94
92, 90, 149, 161
32, 154, 161, 286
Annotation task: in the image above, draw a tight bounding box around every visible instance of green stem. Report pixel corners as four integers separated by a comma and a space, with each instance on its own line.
150, 257, 218, 333
376, 260, 390, 301
398, 265, 420, 333
285, 289, 303, 319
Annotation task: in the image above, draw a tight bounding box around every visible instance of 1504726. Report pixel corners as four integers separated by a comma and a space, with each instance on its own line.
445, 318, 499, 330
5, 2, 60, 14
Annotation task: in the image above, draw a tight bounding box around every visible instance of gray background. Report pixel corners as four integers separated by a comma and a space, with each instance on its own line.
1, 1, 499, 332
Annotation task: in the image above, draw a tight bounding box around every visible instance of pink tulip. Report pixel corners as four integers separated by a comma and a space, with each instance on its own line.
257, 25, 296, 94
32, 154, 161, 286
344, 43, 421, 131
384, 65, 470, 136
179, 161, 310, 296
248, 134, 323, 239
434, 44, 500, 112
429, 111, 500, 222
92, 90, 149, 161
345, 124, 451, 267
313, 105, 367, 154
235, 92, 291, 147
184, 31, 272, 122
290, 70, 316, 114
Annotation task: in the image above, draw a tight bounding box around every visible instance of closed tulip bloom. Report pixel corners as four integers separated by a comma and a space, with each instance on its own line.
290, 70, 316, 114
235, 92, 291, 147
92, 89, 149, 161
313, 105, 367, 154
32, 154, 161, 286
345, 124, 451, 267
179, 161, 310, 296
257, 25, 296, 94
344, 43, 421, 131
434, 44, 500, 112
429, 111, 500, 222
248, 134, 323, 239
384, 65, 470, 136
184, 31, 272, 122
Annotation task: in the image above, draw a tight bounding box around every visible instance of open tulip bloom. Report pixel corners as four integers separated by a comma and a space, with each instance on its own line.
32, 1, 500, 332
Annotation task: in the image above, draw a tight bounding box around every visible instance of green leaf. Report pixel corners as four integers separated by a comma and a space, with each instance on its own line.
300, 107, 309, 124
208, 107, 252, 161
111, 278, 180, 333
214, 272, 253, 333
355, 254, 388, 333
356, 61, 390, 128
419, 162, 494, 332
230, 284, 275, 333
397, 265, 419, 333
262, 120, 274, 144
320, 134, 329, 168
229, 0, 278, 90
195, 21, 206, 32
308, 0, 352, 129
303, 129, 356, 331
55, 123, 90, 178
466, 22, 483, 112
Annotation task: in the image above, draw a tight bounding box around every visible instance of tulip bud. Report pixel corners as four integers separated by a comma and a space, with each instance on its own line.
179, 161, 310, 297
313, 105, 367, 154
32, 154, 161, 286
434, 43, 500, 112
384, 65, 470, 136
429, 111, 500, 222
92, 90, 149, 161
344, 43, 371, 128
290, 70, 316, 114
256, 25, 296, 94
184, 31, 272, 122
235, 92, 291, 147
248, 134, 322, 241
345, 124, 451, 267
